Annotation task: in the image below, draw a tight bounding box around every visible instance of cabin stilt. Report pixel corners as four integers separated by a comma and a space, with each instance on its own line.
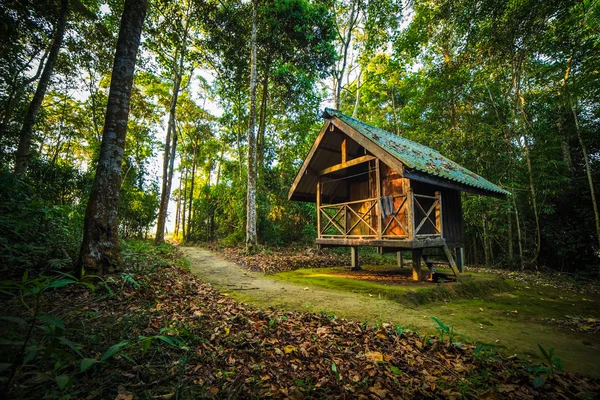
412, 249, 423, 281
350, 246, 360, 270
455, 247, 465, 273
397, 251, 403, 268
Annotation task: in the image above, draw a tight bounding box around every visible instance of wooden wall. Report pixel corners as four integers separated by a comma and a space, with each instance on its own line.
411, 180, 464, 246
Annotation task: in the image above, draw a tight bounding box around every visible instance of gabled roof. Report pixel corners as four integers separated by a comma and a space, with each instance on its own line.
288, 108, 509, 202
322, 108, 509, 197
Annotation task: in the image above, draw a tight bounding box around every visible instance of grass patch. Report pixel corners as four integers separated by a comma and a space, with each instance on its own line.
269, 266, 512, 306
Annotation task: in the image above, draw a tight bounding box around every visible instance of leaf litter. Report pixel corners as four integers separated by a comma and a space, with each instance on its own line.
5, 244, 599, 399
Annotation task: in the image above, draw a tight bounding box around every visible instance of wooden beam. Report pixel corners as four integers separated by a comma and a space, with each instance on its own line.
288, 121, 331, 200
341, 138, 347, 163
315, 237, 446, 249
316, 178, 322, 238
375, 159, 382, 239
435, 191, 442, 236
442, 245, 461, 277
329, 117, 406, 177
318, 155, 376, 176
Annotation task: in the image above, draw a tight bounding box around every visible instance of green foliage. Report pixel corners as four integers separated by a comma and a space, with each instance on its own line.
431, 317, 470, 346
0, 167, 86, 278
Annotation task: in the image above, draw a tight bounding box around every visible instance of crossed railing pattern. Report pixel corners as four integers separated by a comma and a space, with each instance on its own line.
319, 192, 442, 239
320, 198, 378, 237
413, 193, 441, 237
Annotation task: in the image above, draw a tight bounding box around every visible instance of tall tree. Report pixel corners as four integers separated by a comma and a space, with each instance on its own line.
246, 0, 259, 252
152, 0, 196, 244
14, 0, 69, 175
77, 0, 147, 276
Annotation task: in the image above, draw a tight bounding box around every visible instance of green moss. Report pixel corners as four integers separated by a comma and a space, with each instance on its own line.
269, 266, 512, 306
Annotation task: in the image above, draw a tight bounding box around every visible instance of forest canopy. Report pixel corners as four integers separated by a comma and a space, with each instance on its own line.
0, 0, 599, 276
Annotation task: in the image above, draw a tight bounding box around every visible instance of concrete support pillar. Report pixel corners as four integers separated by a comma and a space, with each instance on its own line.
412, 249, 423, 281
351, 246, 360, 270
455, 247, 465, 273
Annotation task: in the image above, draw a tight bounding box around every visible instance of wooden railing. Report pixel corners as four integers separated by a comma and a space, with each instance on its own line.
317, 191, 442, 240
413, 192, 442, 237
320, 198, 378, 238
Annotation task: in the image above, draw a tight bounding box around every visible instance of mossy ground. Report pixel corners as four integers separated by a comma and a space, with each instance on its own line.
257, 266, 600, 377
182, 247, 600, 378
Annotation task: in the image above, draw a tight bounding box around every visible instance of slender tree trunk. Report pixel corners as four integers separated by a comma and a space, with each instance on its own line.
257, 63, 270, 175
186, 148, 196, 241
174, 168, 182, 236
14, 0, 69, 175
181, 165, 188, 240
352, 70, 361, 118
156, 74, 183, 243
521, 137, 541, 263
508, 207, 514, 265
215, 144, 223, 186
571, 98, 600, 272
391, 87, 400, 135
512, 193, 525, 270
0, 49, 49, 138
77, 0, 147, 276
246, 0, 259, 252
156, 13, 190, 243
482, 216, 490, 267
333, 1, 357, 110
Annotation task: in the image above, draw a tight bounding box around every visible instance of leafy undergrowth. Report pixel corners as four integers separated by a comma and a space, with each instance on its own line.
208, 245, 390, 274
1, 241, 599, 399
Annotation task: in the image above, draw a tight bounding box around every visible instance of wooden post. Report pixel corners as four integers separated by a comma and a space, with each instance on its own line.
412, 249, 422, 281
397, 251, 404, 268
375, 159, 382, 239
351, 246, 360, 270
435, 191, 442, 237
455, 247, 465, 273
407, 185, 414, 240
341, 138, 347, 163
316, 178, 321, 238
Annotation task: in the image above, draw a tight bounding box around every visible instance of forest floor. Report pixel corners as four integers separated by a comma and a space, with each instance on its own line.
181, 246, 600, 378
3, 241, 599, 399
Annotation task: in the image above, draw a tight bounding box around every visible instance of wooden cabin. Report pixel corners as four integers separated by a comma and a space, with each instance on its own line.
288, 108, 509, 281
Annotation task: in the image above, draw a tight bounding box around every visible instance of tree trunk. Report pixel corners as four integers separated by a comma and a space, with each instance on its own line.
257, 62, 270, 175
174, 168, 183, 236
571, 98, 600, 273
508, 206, 514, 265
186, 147, 196, 241
155, 13, 190, 243
522, 137, 541, 264
352, 70, 361, 118
181, 165, 188, 240
482, 216, 490, 267
77, 0, 147, 277
155, 74, 183, 243
14, 0, 69, 175
246, 0, 259, 253
512, 193, 525, 270
333, 1, 357, 110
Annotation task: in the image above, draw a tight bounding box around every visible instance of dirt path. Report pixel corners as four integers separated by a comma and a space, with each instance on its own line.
180, 246, 600, 377
180, 246, 415, 323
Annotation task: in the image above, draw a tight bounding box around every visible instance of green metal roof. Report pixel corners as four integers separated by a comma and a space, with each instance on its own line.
324, 108, 510, 197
